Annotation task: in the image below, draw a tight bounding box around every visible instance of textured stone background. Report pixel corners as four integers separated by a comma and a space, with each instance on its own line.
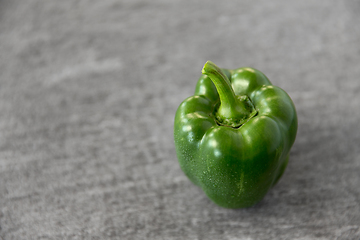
1, 0, 360, 239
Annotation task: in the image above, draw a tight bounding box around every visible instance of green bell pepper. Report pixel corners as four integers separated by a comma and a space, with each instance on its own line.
174, 61, 297, 208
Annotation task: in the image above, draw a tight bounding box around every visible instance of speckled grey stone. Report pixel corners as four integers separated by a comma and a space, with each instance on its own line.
1, 0, 360, 239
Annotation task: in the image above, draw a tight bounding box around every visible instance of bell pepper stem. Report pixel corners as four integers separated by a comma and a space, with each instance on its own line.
202, 61, 255, 128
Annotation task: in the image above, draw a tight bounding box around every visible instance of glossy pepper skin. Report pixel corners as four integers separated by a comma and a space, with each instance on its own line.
174, 61, 297, 208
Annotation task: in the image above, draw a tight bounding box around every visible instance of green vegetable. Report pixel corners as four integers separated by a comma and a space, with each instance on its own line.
174, 61, 297, 208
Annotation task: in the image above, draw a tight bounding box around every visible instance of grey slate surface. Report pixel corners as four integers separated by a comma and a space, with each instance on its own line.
1, 0, 360, 239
